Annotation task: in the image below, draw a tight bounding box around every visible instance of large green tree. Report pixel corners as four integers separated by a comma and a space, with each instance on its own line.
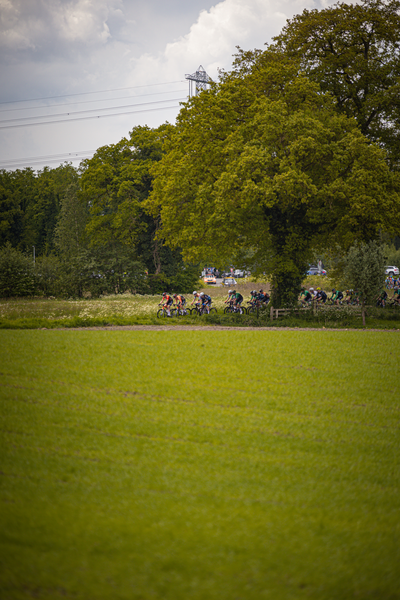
273, 0, 400, 168
80, 125, 171, 255
148, 62, 400, 306
79, 124, 198, 286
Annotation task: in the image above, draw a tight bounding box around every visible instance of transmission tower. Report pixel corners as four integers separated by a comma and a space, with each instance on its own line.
185, 65, 212, 97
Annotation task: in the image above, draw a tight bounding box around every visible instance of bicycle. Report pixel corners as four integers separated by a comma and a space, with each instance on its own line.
246, 299, 270, 314
192, 303, 217, 316
174, 303, 189, 316
224, 302, 245, 315
157, 303, 176, 318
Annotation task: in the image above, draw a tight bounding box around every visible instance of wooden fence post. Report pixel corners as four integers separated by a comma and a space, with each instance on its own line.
270, 306, 274, 322
312, 298, 317, 316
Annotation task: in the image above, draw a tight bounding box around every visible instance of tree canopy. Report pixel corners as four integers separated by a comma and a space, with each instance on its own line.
273, 0, 400, 168
148, 60, 400, 305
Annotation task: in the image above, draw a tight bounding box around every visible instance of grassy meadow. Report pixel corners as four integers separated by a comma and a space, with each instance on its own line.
1, 328, 399, 599
1, 279, 400, 330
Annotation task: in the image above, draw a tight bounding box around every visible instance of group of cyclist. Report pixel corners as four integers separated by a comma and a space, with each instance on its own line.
159, 283, 400, 316
159, 291, 212, 316
159, 288, 271, 316
300, 286, 400, 308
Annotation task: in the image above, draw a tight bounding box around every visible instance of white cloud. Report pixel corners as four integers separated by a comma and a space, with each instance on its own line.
129, 0, 318, 86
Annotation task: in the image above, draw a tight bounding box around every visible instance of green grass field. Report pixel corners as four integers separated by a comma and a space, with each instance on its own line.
1, 291, 400, 330
1, 329, 400, 599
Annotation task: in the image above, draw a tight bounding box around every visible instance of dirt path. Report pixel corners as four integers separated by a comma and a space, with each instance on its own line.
62, 325, 400, 332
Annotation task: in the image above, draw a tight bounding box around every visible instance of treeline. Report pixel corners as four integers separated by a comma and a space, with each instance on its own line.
0, 126, 200, 298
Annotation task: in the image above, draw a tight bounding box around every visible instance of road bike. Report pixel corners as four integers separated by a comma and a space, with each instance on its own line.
157, 303, 176, 318
224, 302, 245, 315
192, 303, 217, 316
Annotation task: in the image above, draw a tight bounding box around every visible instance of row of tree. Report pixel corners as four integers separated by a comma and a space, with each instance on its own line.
1, 0, 400, 303
0, 126, 200, 297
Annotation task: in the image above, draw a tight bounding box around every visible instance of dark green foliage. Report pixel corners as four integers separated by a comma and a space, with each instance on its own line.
146, 263, 200, 295
0, 243, 35, 297
0, 168, 37, 249
34, 255, 62, 297
344, 240, 386, 325
54, 246, 148, 298
25, 164, 78, 255
274, 0, 400, 168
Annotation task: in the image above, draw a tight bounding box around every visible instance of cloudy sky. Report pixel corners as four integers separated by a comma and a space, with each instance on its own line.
0, 0, 341, 171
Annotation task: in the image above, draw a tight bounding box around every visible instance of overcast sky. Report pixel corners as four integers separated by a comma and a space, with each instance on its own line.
0, 0, 342, 171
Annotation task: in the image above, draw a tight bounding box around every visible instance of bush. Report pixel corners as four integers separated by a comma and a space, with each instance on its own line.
35, 255, 62, 296
0, 243, 35, 298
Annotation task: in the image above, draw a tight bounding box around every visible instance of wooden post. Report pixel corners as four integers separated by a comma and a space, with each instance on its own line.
270, 306, 274, 322
312, 298, 317, 316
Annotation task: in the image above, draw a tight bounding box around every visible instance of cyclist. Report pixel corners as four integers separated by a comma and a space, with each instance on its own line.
330, 289, 343, 305
376, 289, 388, 307
224, 289, 235, 305
316, 287, 327, 303
258, 289, 270, 304
161, 292, 173, 316
393, 287, 400, 306
300, 287, 312, 305
231, 290, 244, 310
199, 291, 212, 314
173, 293, 187, 315
344, 289, 352, 305
191, 291, 201, 308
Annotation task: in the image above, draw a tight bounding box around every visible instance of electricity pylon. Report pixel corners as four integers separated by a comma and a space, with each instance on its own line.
185, 65, 212, 97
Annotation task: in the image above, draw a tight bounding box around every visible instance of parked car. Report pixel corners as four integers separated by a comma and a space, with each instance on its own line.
307, 266, 327, 276
385, 266, 399, 276
223, 277, 237, 286
203, 274, 217, 285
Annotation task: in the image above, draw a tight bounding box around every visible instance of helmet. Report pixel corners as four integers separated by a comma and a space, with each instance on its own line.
332, 288, 336, 292
228, 289, 233, 293
259, 289, 263, 293
173, 293, 177, 297
317, 287, 321, 291
193, 291, 197, 295
232, 290, 236, 294
200, 292, 204, 296
309, 287, 314, 291
162, 292, 167, 296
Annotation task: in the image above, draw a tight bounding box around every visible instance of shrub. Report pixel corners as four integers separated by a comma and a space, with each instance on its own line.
0, 242, 35, 298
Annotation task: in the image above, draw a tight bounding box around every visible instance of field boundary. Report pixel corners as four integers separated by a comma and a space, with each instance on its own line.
58, 324, 400, 332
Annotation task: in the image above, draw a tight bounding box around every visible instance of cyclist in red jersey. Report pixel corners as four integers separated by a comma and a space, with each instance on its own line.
161, 292, 173, 316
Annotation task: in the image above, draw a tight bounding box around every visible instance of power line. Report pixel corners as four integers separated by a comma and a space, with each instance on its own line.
0, 156, 94, 170
1, 150, 95, 164
0, 97, 186, 125
0, 80, 185, 107
0, 103, 183, 130
0, 150, 95, 170
0, 88, 187, 114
